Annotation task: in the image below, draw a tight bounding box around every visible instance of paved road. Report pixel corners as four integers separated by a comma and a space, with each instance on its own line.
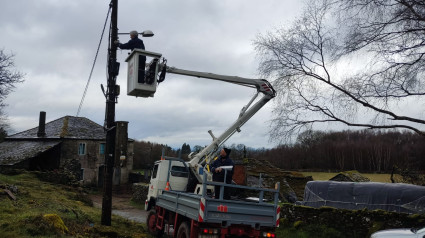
112, 209, 148, 223
90, 194, 148, 224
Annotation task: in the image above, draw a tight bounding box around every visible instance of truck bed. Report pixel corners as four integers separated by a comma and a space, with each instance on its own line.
156, 184, 279, 228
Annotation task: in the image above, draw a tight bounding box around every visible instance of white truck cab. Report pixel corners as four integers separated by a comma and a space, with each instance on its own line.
145, 158, 189, 210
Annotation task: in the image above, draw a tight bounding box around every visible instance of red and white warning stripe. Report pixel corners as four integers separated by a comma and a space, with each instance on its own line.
276, 206, 281, 227
199, 198, 205, 222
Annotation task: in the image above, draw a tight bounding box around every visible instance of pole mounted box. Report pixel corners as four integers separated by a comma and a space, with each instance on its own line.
125, 49, 162, 98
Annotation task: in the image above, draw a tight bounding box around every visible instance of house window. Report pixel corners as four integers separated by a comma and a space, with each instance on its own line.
79, 169, 84, 181
99, 143, 106, 155
78, 143, 86, 155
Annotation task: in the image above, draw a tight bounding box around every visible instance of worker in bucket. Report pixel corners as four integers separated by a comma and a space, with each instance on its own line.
115, 30, 146, 83
211, 148, 234, 199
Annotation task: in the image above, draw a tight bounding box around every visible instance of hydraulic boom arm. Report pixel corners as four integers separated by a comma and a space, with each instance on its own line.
163, 66, 276, 183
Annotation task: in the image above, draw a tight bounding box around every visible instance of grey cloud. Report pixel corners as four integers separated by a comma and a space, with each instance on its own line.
1, 0, 302, 148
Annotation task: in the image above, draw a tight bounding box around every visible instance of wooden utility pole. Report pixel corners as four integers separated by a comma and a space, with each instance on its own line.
101, 0, 119, 226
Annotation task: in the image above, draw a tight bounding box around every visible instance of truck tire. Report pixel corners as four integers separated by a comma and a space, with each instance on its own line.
146, 210, 164, 237
177, 221, 190, 238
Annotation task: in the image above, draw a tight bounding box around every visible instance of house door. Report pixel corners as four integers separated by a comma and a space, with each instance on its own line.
98, 165, 105, 187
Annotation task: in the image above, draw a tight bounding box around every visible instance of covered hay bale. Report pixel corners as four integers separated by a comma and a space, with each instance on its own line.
330, 170, 370, 182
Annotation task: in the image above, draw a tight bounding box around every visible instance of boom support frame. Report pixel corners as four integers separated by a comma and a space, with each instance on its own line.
162, 65, 276, 183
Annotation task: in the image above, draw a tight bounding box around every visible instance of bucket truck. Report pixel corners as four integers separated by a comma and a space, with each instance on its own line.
126, 49, 280, 238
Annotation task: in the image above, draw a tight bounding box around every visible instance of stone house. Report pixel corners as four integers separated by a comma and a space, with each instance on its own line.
0, 111, 133, 186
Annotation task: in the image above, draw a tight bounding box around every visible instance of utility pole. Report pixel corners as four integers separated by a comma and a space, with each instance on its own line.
101, 0, 119, 226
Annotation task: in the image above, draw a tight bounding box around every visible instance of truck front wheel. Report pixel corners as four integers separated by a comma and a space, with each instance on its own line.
146, 210, 164, 237
177, 221, 190, 238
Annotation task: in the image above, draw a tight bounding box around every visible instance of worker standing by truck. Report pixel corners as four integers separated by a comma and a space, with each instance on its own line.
211, 148, 234, 199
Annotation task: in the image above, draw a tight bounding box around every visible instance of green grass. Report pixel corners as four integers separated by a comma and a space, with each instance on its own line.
0, 172, 149, 238
300, 171, 394, 182
131, 170, 146, 175
0, 170, 396, 237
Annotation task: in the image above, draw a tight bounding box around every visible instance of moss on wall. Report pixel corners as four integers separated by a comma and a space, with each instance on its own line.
281, 204, 425, 238
59, 117, 69, 138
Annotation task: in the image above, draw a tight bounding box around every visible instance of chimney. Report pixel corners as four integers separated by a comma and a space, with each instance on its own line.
37, 111, 46, 137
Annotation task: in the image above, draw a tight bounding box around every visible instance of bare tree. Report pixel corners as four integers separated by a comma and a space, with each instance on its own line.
0, 49, 24, 130
255, 0, 425, 143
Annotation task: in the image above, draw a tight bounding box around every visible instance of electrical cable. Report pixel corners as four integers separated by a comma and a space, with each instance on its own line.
76, 5, 111, 117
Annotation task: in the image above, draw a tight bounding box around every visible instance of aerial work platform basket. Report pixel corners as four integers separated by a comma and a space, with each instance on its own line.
125, 49, 162, 98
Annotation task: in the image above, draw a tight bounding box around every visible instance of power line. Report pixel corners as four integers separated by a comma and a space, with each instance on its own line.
76, 6, 111, 117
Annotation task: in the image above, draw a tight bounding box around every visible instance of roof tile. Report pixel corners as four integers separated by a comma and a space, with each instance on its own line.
8, 116, 105, 140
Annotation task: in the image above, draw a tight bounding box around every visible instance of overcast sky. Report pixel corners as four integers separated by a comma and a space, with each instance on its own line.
0, 0, 303, 149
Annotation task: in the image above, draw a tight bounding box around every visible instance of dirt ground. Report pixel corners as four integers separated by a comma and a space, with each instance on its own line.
90, 193, 148, 223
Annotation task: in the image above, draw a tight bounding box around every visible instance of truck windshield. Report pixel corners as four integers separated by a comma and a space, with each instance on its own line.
152, 164, 159, 179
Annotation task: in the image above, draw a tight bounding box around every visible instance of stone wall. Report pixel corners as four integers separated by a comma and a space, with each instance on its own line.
281, 204, 425, 237
115, 121, 133, 185
132, 183, 149, 204
60, 124, 134, 187
61, 140, 103, 185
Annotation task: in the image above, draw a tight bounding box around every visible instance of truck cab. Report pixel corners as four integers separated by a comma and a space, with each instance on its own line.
145, 158, 189, 210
